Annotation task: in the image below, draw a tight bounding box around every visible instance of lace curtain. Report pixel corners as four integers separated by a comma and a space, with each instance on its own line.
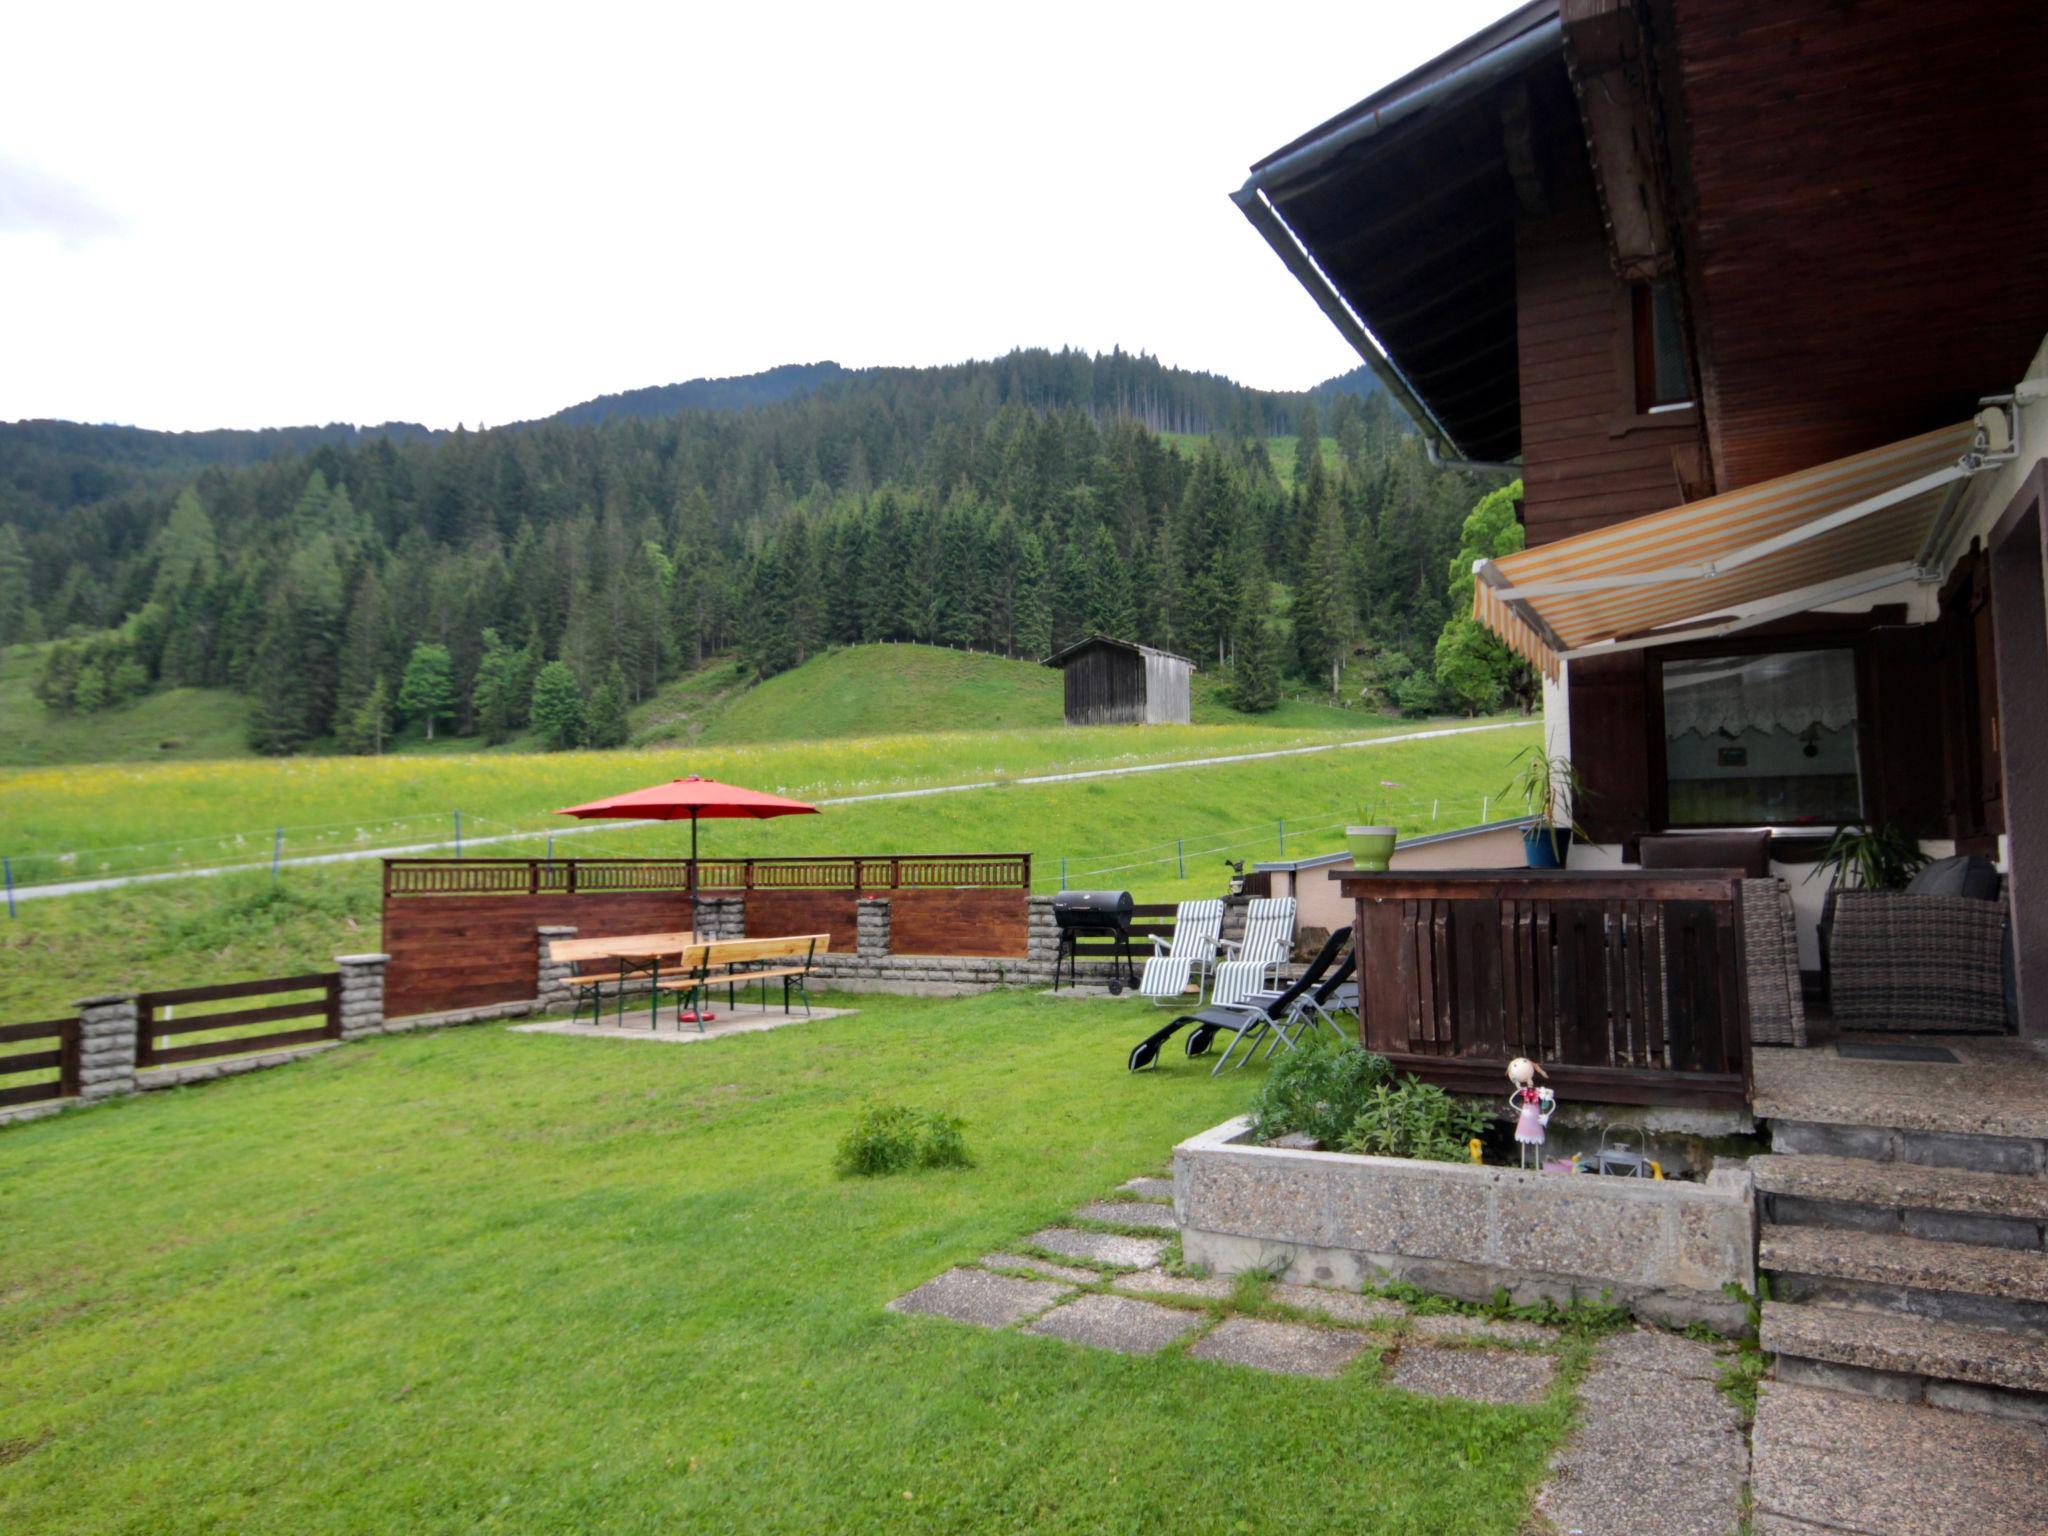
1661, 649, 1856, 739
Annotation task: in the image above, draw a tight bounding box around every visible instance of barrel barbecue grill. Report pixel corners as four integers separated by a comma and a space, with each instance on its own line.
1051, 890, 1137, 992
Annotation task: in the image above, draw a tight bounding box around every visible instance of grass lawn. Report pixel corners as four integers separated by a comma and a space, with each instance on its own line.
0, 722, 1534, 1020
0, 993, 1571, 1533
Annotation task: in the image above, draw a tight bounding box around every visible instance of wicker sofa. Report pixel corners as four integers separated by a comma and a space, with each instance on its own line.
1829, 887, 2009, 1033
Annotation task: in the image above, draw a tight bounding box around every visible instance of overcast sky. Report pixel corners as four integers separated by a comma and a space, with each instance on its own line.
2, 2, 1514, 432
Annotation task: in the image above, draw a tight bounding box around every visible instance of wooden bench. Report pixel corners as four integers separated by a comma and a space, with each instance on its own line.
657, 935, 831, 1024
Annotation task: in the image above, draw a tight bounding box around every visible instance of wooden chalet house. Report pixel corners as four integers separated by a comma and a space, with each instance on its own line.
1238, 0, 2048, 1096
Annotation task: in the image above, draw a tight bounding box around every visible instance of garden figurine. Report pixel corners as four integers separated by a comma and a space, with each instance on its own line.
1506, 1057, 1555, 1168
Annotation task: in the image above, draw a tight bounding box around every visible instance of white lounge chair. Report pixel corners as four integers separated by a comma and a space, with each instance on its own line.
1138, 899, 1223, 1006
1210, 897, 1296, 1009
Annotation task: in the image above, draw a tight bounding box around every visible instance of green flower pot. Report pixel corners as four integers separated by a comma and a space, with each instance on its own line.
1347, 825, 1398, 871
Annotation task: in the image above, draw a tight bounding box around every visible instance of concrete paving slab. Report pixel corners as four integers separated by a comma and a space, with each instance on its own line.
887, 1268, 1070, 1328
978, 1252, 1101, 1286
1073, 1200, 1177, 1231
1188, 1316, 1372, 1377
1752, 1380, 2048, 1536
1112, 1267, 1237, 1301
1386, 1346, 1555, 1405
1269, 1284, 1406, 1326
1537, 1330, 1746, 1536
511, 1000, 854, 1045
1404, 1312, 1557, 1345
1022, 1293, 1200, 1355
1025, 1227, 1166, 1270
1119, 1176, 1176, 1202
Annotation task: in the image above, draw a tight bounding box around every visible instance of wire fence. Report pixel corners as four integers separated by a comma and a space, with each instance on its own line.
5, 792, 1517, 912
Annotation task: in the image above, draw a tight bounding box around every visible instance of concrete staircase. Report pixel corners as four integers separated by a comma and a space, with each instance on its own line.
1756, 1120, 2048, 1422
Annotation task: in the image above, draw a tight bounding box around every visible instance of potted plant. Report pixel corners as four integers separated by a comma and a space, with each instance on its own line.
1503, 746, 1590, 868
1808, 821, 1928, 985
1347, 783, 1399, 871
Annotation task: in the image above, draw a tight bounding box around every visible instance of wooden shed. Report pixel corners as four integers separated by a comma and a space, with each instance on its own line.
1044, 635, 1193, 726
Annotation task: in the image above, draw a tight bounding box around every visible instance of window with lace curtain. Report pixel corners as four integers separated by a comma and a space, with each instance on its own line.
1659, 648, 1862, 825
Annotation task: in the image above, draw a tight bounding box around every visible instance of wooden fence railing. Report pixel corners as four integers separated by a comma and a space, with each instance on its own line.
1338, 869, 1752, 1109
137, 973, 342, 1069
383, 855, 1032, 899
0, 1016, 80, 1107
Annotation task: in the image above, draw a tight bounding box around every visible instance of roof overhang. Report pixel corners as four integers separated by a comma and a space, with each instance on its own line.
1234, 1, 1563, 464
1473, 406, 2018, 677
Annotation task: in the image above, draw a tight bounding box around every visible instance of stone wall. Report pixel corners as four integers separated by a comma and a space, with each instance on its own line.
1174, 1114, 1756, 1332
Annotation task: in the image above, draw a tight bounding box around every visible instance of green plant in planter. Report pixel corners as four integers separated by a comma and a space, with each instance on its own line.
1807, 821, 1927, 893
1246, 1031, 1393, 1145
1502, 745, 1592, 866
1340, 1076, 1493, 1162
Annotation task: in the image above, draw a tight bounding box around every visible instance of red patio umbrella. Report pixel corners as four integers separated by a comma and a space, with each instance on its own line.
555, 774, 820, 931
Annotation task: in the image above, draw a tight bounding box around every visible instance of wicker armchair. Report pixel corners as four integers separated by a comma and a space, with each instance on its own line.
1829, 890, 2009, 1032
1741, 877, 1809, 1047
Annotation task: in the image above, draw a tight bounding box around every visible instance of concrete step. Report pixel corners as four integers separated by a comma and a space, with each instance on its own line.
1761, 1301, 2048, 1423
1761, 1223, 2048, 1335
1754, 1153, 2048, 1249
1771, 1117, 2047, 1177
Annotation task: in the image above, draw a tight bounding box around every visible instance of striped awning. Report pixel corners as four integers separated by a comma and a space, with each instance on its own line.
1474, 419, 2003, 678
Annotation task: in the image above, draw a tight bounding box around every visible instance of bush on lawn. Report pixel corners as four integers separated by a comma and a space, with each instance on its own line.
835, 1104, 972, 1177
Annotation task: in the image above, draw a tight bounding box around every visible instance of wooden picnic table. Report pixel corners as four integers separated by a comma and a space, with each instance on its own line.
549, 931, 832, 1030
549, 932, 698, 1028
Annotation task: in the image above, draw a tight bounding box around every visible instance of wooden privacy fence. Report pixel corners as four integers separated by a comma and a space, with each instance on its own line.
0, 1016, 80, 1108
381, 854, 1034, 1020
1339, 869, 1752, 1109
136, 973, 342, 1068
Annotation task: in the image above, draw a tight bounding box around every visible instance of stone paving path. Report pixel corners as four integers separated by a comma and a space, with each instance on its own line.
886, 1179, 1582, 1409
1536, 1329, 1746, 1536
1750, 1380, 2048, 1536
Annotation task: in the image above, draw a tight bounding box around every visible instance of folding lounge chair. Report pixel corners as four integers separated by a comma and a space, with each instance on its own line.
1223, 942, 1358, 1062
1127, 925, 1350, 1074
1210, 897, 1296, 1009
1138, 899, 1223, 1006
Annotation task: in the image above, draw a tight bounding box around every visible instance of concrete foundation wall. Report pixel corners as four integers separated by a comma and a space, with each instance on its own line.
1174, 1115, 1757, 1332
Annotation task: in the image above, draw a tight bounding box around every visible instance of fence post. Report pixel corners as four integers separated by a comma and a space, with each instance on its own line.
271, 828, 283, 880
1278, 819, 1285, 855
74, 994, 138, 1102
1060, 857, 1067, 892
1177, 838, 1185, 879
535, 927, 577, 1015
454, 811, 462, 858
1481, 796, 1489, 822
334, 955, 389, 1040
2, 855, 12, 918
1432, 799, 1439, 824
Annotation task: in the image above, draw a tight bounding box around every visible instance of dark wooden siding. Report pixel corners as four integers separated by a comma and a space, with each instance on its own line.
1061, 643, 1146, 726
1658, 0, 2048, 491
1516, 163, 1711, 546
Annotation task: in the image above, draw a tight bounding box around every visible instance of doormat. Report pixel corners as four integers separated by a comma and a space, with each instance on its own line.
1835, 1042, 1960, 1064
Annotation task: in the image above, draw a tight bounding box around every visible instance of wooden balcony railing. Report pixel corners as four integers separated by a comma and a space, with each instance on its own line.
1337, 869, 1753, 1109
383, 854, 1032, 899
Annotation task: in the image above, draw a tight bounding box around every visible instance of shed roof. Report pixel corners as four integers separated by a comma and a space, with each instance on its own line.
1041, 635, 1196, 670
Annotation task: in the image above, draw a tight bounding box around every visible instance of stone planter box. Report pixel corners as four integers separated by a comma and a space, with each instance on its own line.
1174, 1115, 1756, 1333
